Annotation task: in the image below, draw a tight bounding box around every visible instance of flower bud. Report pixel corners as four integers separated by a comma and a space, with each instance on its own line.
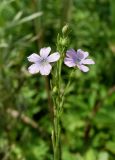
62, 24, 69, 34
61, 38, 68, 46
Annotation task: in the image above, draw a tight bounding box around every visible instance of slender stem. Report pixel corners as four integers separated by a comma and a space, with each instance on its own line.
54, 108, 60, 160
52, 48, 63, 160
52, 26, 69, 159
60, 69, 75, 111
45, 77, 53, 121
54, 66, 62, 160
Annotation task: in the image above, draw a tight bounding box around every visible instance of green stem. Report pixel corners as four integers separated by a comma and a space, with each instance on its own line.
60, 69, 75, 111
53, 50, 63, 160
54, 108, 61, 160
52, 27, 69, 160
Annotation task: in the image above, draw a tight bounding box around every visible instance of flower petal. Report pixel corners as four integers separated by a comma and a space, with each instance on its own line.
40, 47, 51, 58
27, 53, 41, 62
77, 64, 89, 72
76, 49, 84, 59
83, 52, 89, 59
66, 49, 77, 59
82, 59, 95, 64
39, 63, 52, 75
64, 57, 76, 67
77, 49, 89, 59
28, 64, 39, 74
47, 52, 60, 62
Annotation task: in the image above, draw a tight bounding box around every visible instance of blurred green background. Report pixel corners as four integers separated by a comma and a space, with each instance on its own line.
0, 0, 115, 160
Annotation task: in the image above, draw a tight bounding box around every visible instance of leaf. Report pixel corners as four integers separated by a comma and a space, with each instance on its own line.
13, 11, 23, 21
8, 12, 43, 28
17, 12, 43, 25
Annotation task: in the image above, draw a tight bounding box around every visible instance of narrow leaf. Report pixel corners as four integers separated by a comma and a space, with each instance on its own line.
13, 11, 23, 21
17, 12, 43, 25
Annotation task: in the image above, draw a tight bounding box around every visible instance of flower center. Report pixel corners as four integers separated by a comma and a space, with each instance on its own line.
40, 58, 48, 66
76, 58, 81, 63
75, 57, 82, 65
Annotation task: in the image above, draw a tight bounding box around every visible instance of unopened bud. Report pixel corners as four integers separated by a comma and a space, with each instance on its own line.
60, 38, 68, 46
62, 24, 69, 34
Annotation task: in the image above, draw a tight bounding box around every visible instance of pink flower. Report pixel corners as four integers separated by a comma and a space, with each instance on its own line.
27, 47, 60, 75
64, 49, 95, 72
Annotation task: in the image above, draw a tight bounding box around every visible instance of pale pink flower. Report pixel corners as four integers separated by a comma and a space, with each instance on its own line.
28, 47, 60, 75
64, 49, 95, 72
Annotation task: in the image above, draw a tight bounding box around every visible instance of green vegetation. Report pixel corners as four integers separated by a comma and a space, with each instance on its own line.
0, 0, 115, 160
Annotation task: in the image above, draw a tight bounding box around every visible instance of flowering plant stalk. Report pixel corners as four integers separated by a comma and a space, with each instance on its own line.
27, 25, 95, 160
51, 26, 69, 160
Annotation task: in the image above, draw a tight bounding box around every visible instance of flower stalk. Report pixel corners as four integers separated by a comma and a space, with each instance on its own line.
51, 25, 69, 160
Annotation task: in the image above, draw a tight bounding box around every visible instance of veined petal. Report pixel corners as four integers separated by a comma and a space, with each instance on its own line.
64, 57, 76, 67
82, 59, 95, 64
40, 47, 51, 58
39, 63, 52, 75
28, 64, 39, 74
83, 52, 89, 59
27, 53, 41, 62
66, 49, 77, 59
47, 52, 60, 62
76, 49, 84, 60
77, 49, 89, 59
77, 64, 89, 72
